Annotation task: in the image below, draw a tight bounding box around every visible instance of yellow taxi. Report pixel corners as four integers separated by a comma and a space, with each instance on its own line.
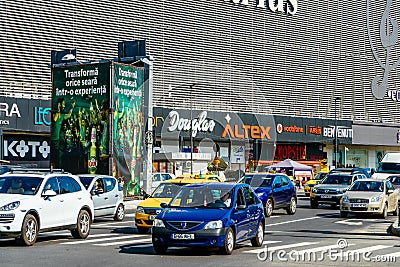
134, 178, 218, 234
304, 172, 328, 197
175, 173, 223, 182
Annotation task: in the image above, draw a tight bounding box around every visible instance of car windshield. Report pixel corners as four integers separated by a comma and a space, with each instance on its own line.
376, 162, 400, 174
349, 181, 383, 192
314, 172, 327, 180
151, 183, 182, 198
321, 174, 352, 185
241, 174, 273, 187
78, 177, 94, 190
0, 176, 43, 195
169, 186, 233, 209
388, 176, 400, 185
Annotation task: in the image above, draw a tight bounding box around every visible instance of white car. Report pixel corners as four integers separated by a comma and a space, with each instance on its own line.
77, 174, 124, 221
0, 169, 94, 246
151, 173, 175, 193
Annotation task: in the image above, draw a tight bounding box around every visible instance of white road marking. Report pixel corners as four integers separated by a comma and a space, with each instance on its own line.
341, 245, 393, 255
334, 219, 363, 226
295, 243, 356, 254
266, 216, 320, 226
244, 242, 319, 254
94, 237, 152, 246
60, 234, 135, 245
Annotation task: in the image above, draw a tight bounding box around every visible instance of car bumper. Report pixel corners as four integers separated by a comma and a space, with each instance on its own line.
152, 226, 229, 247
341, 202, 383, 213
0, 211, 25, 237
135, 212, 155, 228
311, 194, 343, 204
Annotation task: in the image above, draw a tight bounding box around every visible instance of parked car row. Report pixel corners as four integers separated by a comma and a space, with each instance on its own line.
0, 168, 124, 246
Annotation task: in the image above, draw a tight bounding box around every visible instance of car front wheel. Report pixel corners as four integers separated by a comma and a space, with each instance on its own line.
251, 222, 264, 247
220, 227, 235, 255
17, 214, 38, 246
71, 210, 91, 239
265, 198, 274, 217
114, 204, 125, 221
381, 203, 388, 219
286, 197, 297, 215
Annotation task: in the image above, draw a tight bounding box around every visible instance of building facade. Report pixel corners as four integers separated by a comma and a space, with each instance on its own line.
1, 1, 400, 171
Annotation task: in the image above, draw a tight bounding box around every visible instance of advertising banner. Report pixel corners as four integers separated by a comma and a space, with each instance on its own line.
51, 63, 111, 174
2, 134, 50, 162
112, 63, 144, 197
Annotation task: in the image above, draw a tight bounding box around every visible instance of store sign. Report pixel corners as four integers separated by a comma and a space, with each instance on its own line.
0, 102, 20, 125
276, 123, 303, 134
274, 144, 306, 160
323, 126, 353, 138
167, 110, 216, 137
224, 0, 298, 15
3, 135, 50, 161
222, 124, 271, 139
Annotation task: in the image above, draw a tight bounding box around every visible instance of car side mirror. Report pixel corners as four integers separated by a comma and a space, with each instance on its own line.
144, 193, 150, 199
387, 189, 394, 194
274, 183, 282, 188
160, 203, 168, 209
42, 189, 57, 199
236, 204, 246, 210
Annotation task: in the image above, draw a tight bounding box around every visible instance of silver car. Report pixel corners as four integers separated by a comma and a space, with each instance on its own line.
310, 172, 367, 208
78, 174, 125, 221
340, 179, 399, 218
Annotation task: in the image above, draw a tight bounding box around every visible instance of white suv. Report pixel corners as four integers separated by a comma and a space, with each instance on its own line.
0, 169, 94, 246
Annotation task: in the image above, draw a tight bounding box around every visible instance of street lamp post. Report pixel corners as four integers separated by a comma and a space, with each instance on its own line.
334, 97, 341, 168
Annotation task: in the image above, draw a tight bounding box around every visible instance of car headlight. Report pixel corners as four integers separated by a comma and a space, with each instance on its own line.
153, 219, 165, 227
204, 220, 223, 229
136, 206, 145, 214
370, 195, 382, 203
0, 201, 20, 211
336, 189, 343, 194
312, 188, 317, 193
342, 196, 349, 203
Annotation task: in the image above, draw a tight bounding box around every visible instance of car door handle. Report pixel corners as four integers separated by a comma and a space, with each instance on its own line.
115, 195, 119, 197
59, 199, 64, 202
104, 197, 109, 200
77, 197, 82, 200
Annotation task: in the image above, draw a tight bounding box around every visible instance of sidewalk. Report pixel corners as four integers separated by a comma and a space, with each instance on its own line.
123, 199, 141, 210
390, 219, 400, 236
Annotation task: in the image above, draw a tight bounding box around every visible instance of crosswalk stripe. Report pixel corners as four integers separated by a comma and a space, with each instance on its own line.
342, 245, 393, 255
94, 237, 152, 247
295, 243, 356, 254
243, 242, 319, 254
92, 221, 133, 227
60, 235, 136, 245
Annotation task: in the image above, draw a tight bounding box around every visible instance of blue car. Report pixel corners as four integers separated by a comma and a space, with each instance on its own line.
152, 183, 265, 255
239, 173, 297, 217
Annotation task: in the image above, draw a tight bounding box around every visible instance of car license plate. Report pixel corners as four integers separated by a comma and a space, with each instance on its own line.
351, 203, 366, 207
321, 195, 331, 198
148, 215, 156, 220
171, 233, 194, 240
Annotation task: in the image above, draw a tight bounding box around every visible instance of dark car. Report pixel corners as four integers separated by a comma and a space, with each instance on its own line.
387, 175, 400, 190
238, 173, 297, 217
310, 172, 367, 208
152, 183, 265, 255
329, 167, 371, 178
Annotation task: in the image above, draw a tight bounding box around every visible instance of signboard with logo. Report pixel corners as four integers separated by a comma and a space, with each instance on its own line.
2, 134, 50, 162
112, 63, 144, 197
274, 115, 353, 144
0, 97, 50, 132
51, 62, 111, 174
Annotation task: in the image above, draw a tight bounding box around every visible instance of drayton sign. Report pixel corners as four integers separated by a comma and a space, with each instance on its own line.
224, 0, 298, 15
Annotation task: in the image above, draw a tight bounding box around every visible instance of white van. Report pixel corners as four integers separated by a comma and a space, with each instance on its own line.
372, 152, 400, 179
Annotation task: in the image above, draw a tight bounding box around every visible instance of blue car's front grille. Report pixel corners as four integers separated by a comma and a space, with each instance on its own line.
166, 221, 202, 230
